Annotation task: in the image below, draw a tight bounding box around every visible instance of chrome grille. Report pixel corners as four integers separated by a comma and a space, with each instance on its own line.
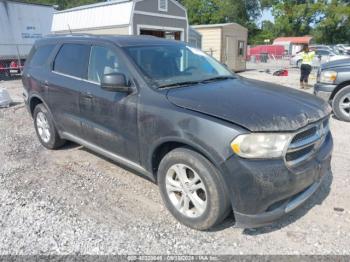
286, 118, 330, 166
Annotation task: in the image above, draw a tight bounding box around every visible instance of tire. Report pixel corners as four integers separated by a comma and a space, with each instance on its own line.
332, 85, 350, 122
0, 69, 10, 79
33, 104, 66, 149
158, 148, 231, 231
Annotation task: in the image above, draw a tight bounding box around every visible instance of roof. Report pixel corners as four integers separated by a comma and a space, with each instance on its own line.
52, 1, 133, 32
192, 23, 248, 31
52, 0, 187, 32
55, 0, 131, 13
56, 0, 186, 14
273, 36, 313, 44
37, 34, 186, 47
0, 0, 54, 7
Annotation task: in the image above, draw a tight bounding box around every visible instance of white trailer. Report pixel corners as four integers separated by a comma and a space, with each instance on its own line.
0, 0, 54, 77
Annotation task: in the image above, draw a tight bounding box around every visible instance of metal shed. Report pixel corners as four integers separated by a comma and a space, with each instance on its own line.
192, 23, 248, 72
51, 0, 189, 42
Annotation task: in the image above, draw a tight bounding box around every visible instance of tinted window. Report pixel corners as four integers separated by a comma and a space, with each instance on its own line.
317, 50, 330, 56
54, 44, 90, 78
30, 45, 56, 67
88, 46, 129, 83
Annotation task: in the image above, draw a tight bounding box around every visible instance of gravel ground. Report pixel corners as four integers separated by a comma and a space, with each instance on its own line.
0, 71, 349, 255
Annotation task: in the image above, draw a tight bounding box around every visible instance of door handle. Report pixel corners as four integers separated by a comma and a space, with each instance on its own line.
82, 92, 94, 99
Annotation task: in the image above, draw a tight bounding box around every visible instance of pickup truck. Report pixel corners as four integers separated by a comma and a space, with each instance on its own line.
314, 58, 350, 122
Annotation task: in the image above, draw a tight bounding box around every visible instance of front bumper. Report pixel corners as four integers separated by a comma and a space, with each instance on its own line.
220, 133, 333, 229
314, 82, 337, 101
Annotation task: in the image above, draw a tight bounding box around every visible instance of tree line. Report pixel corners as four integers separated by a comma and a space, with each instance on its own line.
23, 0, 350, 45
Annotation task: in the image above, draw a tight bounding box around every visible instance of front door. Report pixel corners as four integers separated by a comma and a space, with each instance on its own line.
79, 44, 140, 163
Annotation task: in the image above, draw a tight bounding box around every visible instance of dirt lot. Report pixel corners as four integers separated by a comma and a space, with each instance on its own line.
0, 71, 349, 255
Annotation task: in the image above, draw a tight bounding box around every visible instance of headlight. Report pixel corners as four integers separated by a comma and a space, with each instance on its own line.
320, 71, 337, 84
231, 133, 293, 159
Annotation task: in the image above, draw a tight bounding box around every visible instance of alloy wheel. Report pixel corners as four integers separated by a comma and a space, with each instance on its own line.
339, 93, 350, 117
165, 164, 207, 218
36, 112, 51, 143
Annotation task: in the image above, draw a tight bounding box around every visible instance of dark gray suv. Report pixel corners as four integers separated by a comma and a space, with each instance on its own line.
22, 35, 333, 230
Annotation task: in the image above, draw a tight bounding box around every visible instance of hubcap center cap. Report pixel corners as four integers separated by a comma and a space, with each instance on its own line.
182, 182, 192, 194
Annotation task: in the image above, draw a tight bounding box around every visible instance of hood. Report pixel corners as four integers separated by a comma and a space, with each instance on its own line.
166, 78, 331, 132
321, 58, 350, 70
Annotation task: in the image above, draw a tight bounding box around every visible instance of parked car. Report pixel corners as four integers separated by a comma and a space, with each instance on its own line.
336, 44, 350, 55
310, 45, 333, 51
291, 49, 349, 68
22, 35, 333, 230
314, 58, 350, 122
292, 49, 347, 67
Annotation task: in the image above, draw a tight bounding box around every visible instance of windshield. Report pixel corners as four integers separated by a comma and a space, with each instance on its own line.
124, 44, 234, 88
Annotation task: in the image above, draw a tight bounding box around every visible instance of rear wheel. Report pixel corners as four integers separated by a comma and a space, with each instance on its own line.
158, 148, 231, 231
333, 86, 350, 122
33, 104, 66, 149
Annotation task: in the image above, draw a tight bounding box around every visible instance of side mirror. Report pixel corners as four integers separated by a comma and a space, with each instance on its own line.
101, 73, 131, 93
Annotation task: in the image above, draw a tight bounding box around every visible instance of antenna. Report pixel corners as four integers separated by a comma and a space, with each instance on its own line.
67, 24, 72, 34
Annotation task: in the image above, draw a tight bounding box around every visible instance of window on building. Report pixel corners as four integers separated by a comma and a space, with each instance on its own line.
158, 0, 168, 12
238, 41, 245, 56
30, 45, 56, 67
53, 44, 90, 79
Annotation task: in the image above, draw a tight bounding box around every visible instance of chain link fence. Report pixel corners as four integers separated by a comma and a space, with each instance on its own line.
0, 44, 32, 79
246, 53, 326, 79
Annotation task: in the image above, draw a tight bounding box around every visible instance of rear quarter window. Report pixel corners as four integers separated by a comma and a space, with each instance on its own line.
53, 44, 90, 79
29, 44, 56, 67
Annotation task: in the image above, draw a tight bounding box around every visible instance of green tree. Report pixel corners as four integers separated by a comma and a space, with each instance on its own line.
265, 0, 323, 37
179, 0, 261, 27
179, 0, 262, 44
313, 0, 350, 44
249, 20, 276, 44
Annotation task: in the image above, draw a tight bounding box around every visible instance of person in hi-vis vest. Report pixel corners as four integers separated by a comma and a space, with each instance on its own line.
299, 44, 315, 89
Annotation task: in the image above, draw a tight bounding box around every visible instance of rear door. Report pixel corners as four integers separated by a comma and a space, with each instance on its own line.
22, 44, 56, 104
49, 43, 91, 137
79, 43, 140, 163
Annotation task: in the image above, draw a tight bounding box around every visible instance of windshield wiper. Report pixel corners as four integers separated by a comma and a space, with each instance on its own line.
158, 76, 236, 89
158, 80, 202, 89
200, 76, 236, 83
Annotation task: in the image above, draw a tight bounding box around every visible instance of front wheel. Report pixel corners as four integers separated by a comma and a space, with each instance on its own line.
158, 148, 231, 231
333, 86, 350, 122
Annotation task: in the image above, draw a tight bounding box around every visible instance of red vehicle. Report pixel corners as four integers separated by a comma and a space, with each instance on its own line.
0, 60, 23, 78
248, 45, 285, 60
